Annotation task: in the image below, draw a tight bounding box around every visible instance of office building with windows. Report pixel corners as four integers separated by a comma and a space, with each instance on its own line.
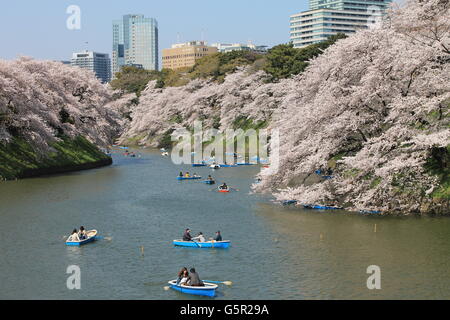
112, 14, 158, 75
211, 43, 269, 54
162, 41, 218, 70
71, 51, 111, 83
290, 0, 392, 48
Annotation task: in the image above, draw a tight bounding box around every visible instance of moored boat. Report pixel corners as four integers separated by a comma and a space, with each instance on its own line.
303, 204, 343, 210
66, 230, 98, 246
168, 280, 218, 297
192, 163, 207, 167
173, 240, 231, 248
177, 176, 202, 180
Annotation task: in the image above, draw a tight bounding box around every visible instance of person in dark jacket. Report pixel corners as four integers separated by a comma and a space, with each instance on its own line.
188, 268, 204, 287
213, 231, 222, 242
183, 229, 193, 241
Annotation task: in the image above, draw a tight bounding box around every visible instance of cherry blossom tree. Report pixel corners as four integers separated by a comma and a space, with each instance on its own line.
255, 0, 449, 214
117, 0, 448, 214
0, 57, 123, 152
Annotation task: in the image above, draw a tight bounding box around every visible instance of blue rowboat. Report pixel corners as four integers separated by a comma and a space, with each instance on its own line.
173, 240, 231, 249
192, 164, 207, 167
303, 204, 343, 210
177, 176, 202, 180
168, 280, 218, 297
66, 230, 98, 246
204, 180, 215, 185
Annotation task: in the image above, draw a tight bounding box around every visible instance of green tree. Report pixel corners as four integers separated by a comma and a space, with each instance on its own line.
110, 66, 162, 96
264, 33, 347, 81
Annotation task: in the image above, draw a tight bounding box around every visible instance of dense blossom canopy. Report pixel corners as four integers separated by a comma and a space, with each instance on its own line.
0, 57, 122, 151
255, 0, 450, 214
119, 0, 449, 214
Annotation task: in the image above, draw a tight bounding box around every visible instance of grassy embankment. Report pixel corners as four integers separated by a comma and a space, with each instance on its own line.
0, 136, 112, 180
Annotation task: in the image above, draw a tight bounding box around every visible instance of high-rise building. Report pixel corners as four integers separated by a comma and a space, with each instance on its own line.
112, 14, 159, 76
309, 0, 392, 11
211, 43, 269, 54
71, 50, 111, 83
162, 41, 218, 70
290, 0, 392, 48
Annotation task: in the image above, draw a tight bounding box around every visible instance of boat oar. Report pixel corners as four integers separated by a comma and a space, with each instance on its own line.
203, 280, 233, 286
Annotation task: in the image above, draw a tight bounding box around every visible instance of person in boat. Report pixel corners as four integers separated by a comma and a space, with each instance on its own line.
188, 268, 205, 287
185, 172, 190, 178
207, 175, 213, 181
219, 183, 228, 190
176, 267, 188, 285
68, 229, 80, 242
193, 173, 199, 178
213, 231, 222, 242
183, 229, 193, 241
179, 172, 183, 177
192, 232, 206, 242
78, 226, 87, 240
179, 269, 190, 286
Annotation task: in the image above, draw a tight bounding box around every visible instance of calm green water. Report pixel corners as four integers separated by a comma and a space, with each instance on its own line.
0, 149, 449, 300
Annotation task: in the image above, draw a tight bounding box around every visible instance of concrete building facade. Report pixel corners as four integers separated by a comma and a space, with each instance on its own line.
290, 0, 392, 48
71, 50, 111, 83
211, 43, 269, 54
162, 41, 218, 70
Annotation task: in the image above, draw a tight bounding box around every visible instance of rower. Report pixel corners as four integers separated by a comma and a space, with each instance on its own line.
213, 231, 222, 242
78, 226, 87, 240
189, 268, 205, 287
68, 229, 80, 242
219, 183, 228, 190
183, 228, 193, 241
192, 232, 206, 242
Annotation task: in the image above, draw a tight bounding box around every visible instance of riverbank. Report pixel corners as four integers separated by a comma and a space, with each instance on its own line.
0, 136, 112, 181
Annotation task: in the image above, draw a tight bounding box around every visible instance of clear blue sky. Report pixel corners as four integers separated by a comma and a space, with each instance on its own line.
0, 0, 308, 61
